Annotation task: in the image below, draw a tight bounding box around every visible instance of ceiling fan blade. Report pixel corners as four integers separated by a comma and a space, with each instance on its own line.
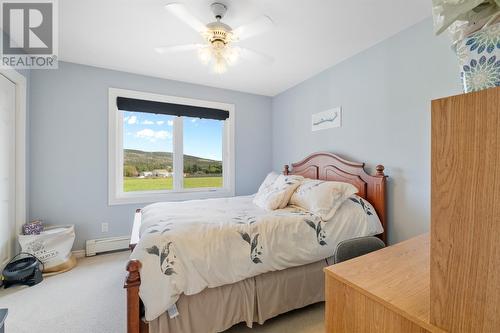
155, 44, 202, 54
235, 47, 274, 65
165, 3, 207, 33
232, 16, 273, 41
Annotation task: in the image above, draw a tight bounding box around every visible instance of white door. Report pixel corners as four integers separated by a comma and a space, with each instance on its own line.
0, 74, 16, 267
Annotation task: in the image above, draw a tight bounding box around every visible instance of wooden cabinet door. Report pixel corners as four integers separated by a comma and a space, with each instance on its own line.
431, 87, 500, 332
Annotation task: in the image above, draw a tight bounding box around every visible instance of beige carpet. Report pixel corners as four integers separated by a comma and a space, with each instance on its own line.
0, 251, 324, 333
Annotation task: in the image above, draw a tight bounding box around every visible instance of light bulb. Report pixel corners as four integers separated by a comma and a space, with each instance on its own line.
213, 57, 227, 74
198, 47, 212, 65
224, 47, 239, 66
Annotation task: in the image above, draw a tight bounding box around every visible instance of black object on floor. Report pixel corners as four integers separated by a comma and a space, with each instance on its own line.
0, 308, 7, 333
2, 253, 43, 288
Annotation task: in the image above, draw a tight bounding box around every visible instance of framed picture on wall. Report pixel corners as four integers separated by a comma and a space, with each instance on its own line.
311, 107, 342, 131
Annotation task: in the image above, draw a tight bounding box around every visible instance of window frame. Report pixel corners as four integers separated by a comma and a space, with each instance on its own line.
108, 88, 235, 205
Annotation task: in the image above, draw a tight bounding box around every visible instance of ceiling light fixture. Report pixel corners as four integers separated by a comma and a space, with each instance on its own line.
201, 7, 237, 74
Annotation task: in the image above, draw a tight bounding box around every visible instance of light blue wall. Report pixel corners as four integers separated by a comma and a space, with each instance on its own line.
29, 62, 272, 249
271, 19, 462, 244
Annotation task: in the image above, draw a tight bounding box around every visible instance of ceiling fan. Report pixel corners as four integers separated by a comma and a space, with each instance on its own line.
155, 2, 274, 74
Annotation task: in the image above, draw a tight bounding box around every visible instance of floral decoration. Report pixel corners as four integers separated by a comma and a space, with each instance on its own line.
456, 22, 500, 92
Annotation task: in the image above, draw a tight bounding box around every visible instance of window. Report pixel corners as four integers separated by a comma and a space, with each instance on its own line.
108, 88, 234, 205
183, 117, 224, 189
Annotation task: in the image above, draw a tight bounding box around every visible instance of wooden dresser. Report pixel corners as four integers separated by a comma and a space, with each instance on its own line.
325, 234, 443, 333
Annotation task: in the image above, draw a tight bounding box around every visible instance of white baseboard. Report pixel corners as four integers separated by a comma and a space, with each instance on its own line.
86, 236, 130, 256
72, 250, 86, 258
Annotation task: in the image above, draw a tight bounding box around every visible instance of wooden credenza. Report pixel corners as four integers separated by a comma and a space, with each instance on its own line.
325, 234, 443, 333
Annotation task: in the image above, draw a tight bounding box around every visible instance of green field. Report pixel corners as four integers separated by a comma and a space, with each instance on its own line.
124, 177, 222, 192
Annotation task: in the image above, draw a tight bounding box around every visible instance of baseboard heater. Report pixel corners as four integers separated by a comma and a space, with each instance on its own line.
85, 236, 130, 256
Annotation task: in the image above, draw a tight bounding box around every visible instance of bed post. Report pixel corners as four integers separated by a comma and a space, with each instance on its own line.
374, 165, 387, 245
124, 260, 147, 333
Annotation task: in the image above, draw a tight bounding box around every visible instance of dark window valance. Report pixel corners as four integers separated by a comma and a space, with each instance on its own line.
116, 97, 229, 121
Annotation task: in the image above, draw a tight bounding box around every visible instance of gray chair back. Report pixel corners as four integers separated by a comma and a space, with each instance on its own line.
334, 236, 385, 264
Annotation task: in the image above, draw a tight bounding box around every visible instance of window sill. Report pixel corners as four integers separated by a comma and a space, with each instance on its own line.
108, 188, 235, 206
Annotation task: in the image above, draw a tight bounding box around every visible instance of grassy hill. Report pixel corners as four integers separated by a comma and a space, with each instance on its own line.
124, 149, 221, 176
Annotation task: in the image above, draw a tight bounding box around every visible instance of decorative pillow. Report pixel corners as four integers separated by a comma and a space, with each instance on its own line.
325, 194, 384, 236
253, 174, 304, 210
290, 179, 358, 220
256, 172, 279, 194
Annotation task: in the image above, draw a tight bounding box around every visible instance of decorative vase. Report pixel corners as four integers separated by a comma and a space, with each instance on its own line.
455, 21, 500, 93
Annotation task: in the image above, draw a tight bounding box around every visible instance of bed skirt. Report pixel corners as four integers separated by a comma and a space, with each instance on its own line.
148, 257, 333, 333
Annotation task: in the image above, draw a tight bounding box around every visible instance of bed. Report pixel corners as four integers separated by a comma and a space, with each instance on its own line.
124, 152, 387, 333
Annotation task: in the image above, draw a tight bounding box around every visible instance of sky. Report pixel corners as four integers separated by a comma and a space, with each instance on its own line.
122, 111, 223, 161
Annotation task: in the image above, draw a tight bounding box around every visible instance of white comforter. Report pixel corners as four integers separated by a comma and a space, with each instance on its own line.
131, 195, 383, 321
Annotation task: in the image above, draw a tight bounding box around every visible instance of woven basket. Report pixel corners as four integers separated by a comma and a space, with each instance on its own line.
18, 225, 76, 273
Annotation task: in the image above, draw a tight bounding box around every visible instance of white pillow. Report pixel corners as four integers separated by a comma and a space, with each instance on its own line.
290, 179, 358, 220
325, 194, 384, 236
253, 172, 280, 209
253, 174, 303, 210
256, 172, 279, 194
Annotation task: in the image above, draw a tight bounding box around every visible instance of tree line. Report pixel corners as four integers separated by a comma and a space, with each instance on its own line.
124, 163, 222, 177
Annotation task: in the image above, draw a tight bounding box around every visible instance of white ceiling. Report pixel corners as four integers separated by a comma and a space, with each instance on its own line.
60, 0, 430, 96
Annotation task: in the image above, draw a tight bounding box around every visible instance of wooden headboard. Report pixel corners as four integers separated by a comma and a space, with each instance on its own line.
284, 152, 388, 243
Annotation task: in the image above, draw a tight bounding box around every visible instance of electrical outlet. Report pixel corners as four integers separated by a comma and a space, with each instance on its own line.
101, 222, 109, 233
